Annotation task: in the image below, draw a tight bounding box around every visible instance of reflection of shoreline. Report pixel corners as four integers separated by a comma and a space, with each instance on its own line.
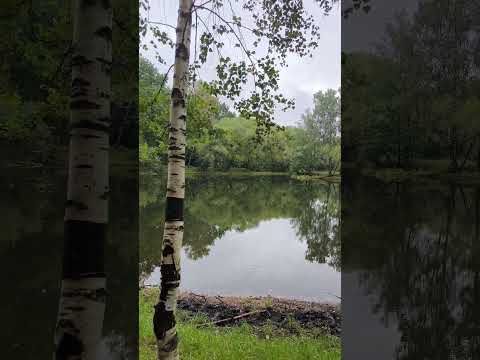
142, 218, 340, 304
140, 176, 341, 291
343, 178, 480, 358
140, 281, 341, 305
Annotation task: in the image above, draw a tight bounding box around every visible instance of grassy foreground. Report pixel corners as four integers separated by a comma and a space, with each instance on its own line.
140, 291, 341, 360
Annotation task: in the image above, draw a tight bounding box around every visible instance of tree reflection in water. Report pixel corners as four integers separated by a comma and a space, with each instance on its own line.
140, 174, 341, 280
343, 175, 480, 359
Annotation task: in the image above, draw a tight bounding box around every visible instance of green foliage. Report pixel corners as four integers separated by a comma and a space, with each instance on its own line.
0, 0, 71, 147
140, 290, 341, 360
139, 56, 223, 165
289, 90, 341, 175
139, 56, 340, 174
1, 0, 139, 155
139, 56, 170, 163
343, 0, 480, 172
141, 0, 337, 135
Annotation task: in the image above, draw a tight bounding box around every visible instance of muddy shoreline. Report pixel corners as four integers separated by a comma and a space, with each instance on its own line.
142, 289, 341, 336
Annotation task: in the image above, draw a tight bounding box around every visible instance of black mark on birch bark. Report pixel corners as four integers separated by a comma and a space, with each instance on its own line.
98, 91, 110, 99
169, 154, 185, 160
96, 57, 112, 74
63, 220, 105, 278
72, 78, 91, 87
165, 197, 184, 221
162, 333, 179, 352
179, 9, 192, 23
94, 26, 112, 41
70, 100, 101, 110
65, 306, 86, 311
65, 200, 88, 210
82, 0, 97, 6
71, 89, 88, 98
160, 263, 181, 284
175, 43, 189, 61
70, 119, 109, 133
99, 191, 110, 200
163, 245, 175, 257
55, 333, 84, 360
96, 57, 112, 64
71, 134, 101, 139
153, 303, 176, 340
171, 88, 185, 107
100, 0, 112, 10
58, 319, 77, 330
82, 0, 110, 8
72, 55, 93, 67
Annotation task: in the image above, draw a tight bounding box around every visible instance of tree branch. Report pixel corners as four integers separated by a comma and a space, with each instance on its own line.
194, 5, 258, 92
146, 63, 175, 118
147, 20, 177, 30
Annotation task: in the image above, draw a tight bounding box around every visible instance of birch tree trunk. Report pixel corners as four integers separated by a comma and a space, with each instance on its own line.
54, 0, 112, 358
153, 1, 192, 359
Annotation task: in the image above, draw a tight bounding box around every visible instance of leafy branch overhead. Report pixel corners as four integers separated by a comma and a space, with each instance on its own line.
140, 0, 337, 135
338, 0, 371, 18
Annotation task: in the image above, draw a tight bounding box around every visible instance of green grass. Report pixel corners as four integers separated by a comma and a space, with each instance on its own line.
140, 291, 341, 360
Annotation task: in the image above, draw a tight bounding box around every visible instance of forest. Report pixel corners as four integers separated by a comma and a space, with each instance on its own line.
0, 0, 138, 164
0, 0, 344, 359
343, 1, 480, 174
140, 56, 340, 175
3, 0, 480, 358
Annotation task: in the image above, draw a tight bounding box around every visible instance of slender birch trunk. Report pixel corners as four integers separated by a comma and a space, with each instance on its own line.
153, 1, 192, 359
54, 0, 112, 358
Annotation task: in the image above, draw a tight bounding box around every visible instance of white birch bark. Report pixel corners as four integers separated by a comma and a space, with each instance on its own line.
54, 0, 112, 359
153, 1, 193, 359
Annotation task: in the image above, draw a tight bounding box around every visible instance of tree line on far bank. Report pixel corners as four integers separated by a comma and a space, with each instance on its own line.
140, 56, 340, 175
343, 1, 480, 173
0, 0, 138, 162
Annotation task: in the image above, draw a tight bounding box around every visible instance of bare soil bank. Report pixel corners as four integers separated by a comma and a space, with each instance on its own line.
142, 288, 341, 336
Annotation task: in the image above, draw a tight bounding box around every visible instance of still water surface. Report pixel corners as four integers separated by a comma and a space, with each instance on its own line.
1, 170, 340, 357
342, 174, 480, 359
1, 168, 138, 359
140, 174, 341, 303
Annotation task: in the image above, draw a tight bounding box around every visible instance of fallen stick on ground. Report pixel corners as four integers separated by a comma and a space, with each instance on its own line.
215, 295, 226, 305
189, 292, 207, 301
196, 310, 267, 327
328, 292, 342, 300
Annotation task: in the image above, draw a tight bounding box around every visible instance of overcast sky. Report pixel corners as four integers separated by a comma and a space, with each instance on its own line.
342, 0, 419, 52
140, 0, 340, 126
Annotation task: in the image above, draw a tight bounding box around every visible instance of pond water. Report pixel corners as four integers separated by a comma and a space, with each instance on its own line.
0, 168, 138, 359
342, 174, 480, 359
6, 165, 478, 358
140, 174, 341, 303
1, 168, 340, 358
